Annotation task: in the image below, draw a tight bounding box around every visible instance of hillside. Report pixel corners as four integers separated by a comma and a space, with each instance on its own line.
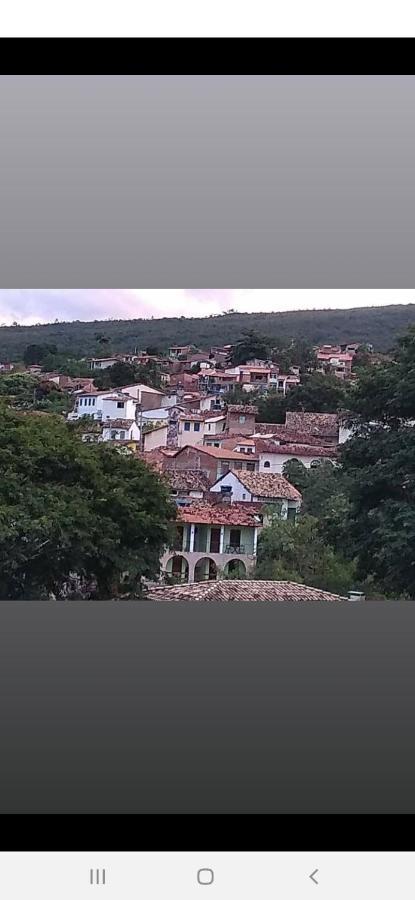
1, 304, 415, 360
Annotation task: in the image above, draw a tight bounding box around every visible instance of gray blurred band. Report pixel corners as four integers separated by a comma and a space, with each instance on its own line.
0, 75, 414, 287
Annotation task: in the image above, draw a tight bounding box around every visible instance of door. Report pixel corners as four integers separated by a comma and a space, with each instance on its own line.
209, 527, 221, 553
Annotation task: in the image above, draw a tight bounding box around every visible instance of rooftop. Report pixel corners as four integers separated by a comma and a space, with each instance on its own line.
177, 444, 259, 462
228, 471, 302, 501
146, 580, 347, 602
164, 470, 212, 492
227, 404, 259, 415
177, 501, 262, 526
254, 440, 337, 458
285, 412, 339, 436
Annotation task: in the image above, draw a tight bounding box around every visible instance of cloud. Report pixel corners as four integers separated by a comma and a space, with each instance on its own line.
0, 289, 413, 326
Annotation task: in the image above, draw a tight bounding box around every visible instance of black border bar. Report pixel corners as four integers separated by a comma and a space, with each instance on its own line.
0, 38, 415, 75
0, 814, 412, 850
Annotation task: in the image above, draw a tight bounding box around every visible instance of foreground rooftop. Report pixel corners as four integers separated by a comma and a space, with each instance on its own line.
146, 580, 347, 602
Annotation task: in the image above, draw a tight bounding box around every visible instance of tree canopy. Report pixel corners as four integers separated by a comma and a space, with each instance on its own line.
255, 515, 356, 596
0, 408, 176, 599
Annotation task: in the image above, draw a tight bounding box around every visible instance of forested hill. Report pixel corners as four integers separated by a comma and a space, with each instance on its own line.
1, 304, 415, 360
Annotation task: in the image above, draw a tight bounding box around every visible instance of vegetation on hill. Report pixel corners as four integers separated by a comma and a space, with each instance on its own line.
1, 303, 415, 360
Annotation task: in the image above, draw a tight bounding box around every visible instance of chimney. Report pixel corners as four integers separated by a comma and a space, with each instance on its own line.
167, 406, 180, 449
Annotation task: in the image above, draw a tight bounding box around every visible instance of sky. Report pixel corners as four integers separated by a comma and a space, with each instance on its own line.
0, 289, 414, 326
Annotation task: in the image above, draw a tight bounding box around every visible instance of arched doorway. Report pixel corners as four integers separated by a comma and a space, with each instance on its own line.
224, 559, 247, 579
194, 557, 218, 583
165, 554, 189, 584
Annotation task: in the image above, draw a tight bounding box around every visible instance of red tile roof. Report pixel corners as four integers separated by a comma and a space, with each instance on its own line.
231, 471, 302, 501
252, 424, 326, 446
227, 404, 259, 415
255, 441, 337, 458
285, 412, 339, 437
164, 470, 212, 492
175, 444, 259, 461
177, 501, 262, 526
147, 580, 347, 602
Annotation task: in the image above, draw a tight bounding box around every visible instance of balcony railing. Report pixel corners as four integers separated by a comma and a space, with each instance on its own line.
224, 544, 245, 555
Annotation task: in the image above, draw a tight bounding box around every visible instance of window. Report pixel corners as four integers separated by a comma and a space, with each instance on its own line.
287, 507, 297, 522
263, 461, 271, 468
117, 401, 124, 409
194, 422, 200, 432
119, 431, 125, 440
92, 398, 96, 405
247, 462, 255, 471
214, 442, 220, 448
208, 424, 211, 431
242, 492, 246, 499
233, 461, 242, 470
184, 422, 191, 431
79, 398, 83, 406
239, 415, 246, 423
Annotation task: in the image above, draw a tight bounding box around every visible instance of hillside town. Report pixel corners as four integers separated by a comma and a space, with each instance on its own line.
0, 331, 390, 601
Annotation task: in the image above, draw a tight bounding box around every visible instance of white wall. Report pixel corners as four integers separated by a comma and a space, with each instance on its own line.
100, 396, 137, 421
177, 420, 205, 447
143, 426, 168, 451
259, 452, 335, 473
210, 471, 253, 502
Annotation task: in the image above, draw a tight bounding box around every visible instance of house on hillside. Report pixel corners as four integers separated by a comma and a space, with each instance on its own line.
284, 412, 340, 445
316, 347, 354, 380
161, 501, 263, 583
255, 439, 337, 473
226, 404, 258, 435
163, 444, 259, 483
210, 470, 302, 520
87, 356, 120, 370
163, 469, 212, 506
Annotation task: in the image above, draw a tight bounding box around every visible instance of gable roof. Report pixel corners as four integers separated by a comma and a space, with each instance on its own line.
146, 580, 346, 602
213, 470, 302, 501
174, 444, 259, 461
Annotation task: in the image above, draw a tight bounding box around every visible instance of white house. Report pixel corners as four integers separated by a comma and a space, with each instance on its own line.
68, 390, 139, 423
256, 441, 337, 473
210, 470, 302, 520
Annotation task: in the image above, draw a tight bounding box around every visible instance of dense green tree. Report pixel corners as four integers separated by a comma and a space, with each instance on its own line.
271, 338, 316, 373
282, 458, 353, 555
0, 373, 38, 407
255, 515, 356, 596
0, 408, 176, 599
285, 372, 350, 414
256, 391, 288, 424
231, 330, 271, 365
93, 359, 162, 391
339, 326, 415, 597
23, 343, 58, 366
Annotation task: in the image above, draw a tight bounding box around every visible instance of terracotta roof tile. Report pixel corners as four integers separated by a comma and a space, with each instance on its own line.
253, 439, 337, 458
177, 501, 262, 526
147, 580, 347, 602
227, 404, 259, 415
233, 471, 302, 501
285, 412, 339, 437
164, 470, 212, 492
